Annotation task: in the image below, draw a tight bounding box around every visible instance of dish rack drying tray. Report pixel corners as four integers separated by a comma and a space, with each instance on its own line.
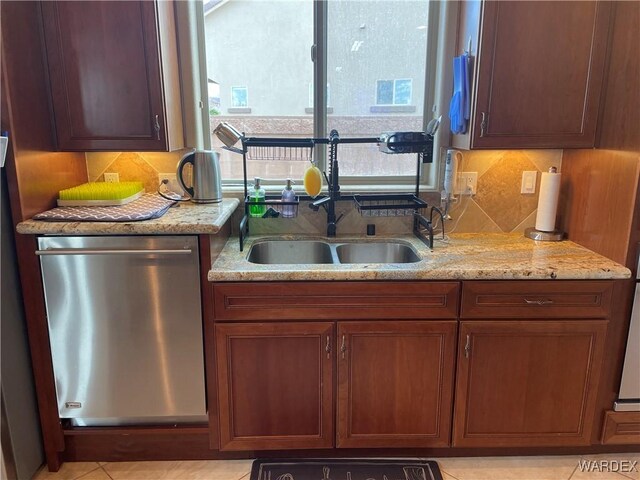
244, 138, 315, 162
354, 194, 428, 217
228, 132, 435, 250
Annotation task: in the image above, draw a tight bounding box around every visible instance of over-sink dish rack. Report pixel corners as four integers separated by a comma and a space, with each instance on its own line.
222, 129, 442, 251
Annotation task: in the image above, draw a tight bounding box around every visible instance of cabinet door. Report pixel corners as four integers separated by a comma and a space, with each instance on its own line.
41, 1, 171, 151
216, 322, 334, 451
337, 321, 457, 448
453, 320, 607, 447
471, 1, 611, 148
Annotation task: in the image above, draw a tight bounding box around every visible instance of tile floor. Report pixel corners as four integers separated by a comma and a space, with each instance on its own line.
33, 453, 639, 480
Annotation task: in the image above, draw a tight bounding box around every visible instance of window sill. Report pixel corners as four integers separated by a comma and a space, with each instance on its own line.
227, 107, 252, 114
305, 107, 334, 114
369, 105, 416, 113
220, 183, 436, 195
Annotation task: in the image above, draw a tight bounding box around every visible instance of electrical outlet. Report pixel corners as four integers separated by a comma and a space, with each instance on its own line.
159, 172, 177, 183
103, 172, 119, 183
159, 173, 184, 195
455, 172, 478, 195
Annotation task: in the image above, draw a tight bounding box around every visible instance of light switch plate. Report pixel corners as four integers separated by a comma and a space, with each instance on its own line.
521, 171, 537, 194
104, 172, 119, 183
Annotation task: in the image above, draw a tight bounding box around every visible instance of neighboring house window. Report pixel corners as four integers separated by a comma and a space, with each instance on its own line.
204, 0, 440, 188
376, 79, 412, 105
231, 86, 248, 107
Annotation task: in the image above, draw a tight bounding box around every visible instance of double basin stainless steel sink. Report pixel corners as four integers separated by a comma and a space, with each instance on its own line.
246, 239, 421, 265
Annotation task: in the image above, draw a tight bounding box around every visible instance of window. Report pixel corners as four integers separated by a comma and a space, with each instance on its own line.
376, 79, 412, 105
231, 86, 248, 107
203, 0, 440, 188
205, 0, 313, 182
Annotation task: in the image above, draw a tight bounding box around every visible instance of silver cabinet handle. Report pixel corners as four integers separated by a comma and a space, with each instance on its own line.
524, 298, 554, 305
340, 335, 347, 359
154, 114, 161, 140
464, 334, 471, 359
480, 112, 487, 137
36, 248, 192, 256
325, 335, 331, 359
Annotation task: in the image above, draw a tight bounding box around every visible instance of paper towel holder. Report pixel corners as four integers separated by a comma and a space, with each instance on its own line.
525, 227, 564, 241
525, 166, 564, 241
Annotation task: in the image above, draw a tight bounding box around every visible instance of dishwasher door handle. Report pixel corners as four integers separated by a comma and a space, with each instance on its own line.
36, 248, 192, 256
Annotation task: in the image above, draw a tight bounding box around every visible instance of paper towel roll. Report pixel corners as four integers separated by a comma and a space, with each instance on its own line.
535, 169, 561, 232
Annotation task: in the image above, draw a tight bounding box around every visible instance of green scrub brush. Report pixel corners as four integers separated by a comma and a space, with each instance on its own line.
57, 182, 145, 206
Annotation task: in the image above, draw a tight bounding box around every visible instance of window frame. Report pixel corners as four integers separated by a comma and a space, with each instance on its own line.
203, 0, 446, 192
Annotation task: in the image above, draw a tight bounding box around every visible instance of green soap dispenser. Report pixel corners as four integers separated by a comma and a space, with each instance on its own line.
249, 177, 266, 217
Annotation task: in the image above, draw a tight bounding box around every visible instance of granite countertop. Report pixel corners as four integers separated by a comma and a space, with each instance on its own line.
208, 233, 631, 281
16, 198, 239, 235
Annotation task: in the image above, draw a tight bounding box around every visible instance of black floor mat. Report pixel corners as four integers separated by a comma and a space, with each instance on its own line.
250, 458, 443, 480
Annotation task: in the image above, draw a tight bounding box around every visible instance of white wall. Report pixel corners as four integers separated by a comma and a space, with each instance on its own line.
205, 0, 313, 115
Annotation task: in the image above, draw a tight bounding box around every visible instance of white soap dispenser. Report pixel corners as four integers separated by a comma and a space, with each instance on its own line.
281, 178, 296, 218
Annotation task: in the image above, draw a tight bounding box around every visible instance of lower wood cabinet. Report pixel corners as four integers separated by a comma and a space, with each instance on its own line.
453, 320, 608, 447
212, 281, 616, 452
215, 320, 457, 450
337, 321, 457, 448
215, 322, 334, 451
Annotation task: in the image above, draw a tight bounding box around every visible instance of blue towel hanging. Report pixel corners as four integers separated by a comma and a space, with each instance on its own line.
464, 55, 471, 121
449, 53, 470, 134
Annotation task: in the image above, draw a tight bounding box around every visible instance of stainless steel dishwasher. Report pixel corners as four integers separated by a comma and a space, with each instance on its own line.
37, 235, 207, 426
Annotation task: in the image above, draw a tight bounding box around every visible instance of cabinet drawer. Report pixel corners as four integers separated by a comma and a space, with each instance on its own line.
213, 282, 459, 321
461, 281, 613, 319
601, 411, 640, 445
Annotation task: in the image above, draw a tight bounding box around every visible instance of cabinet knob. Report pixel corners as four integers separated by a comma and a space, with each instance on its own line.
340, 335, 347, 359
464, 334, 471, 359
154, 114, 161, 140
325, 335, 331, 359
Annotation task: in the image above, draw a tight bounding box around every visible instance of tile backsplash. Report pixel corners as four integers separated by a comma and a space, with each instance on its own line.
86, 150, 190, 192
448, 149, 562, 233
85, 149, 561, 235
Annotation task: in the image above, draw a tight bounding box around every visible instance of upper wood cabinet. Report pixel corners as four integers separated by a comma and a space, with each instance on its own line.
41, 1, 183, 151
452, 1, 612, 149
